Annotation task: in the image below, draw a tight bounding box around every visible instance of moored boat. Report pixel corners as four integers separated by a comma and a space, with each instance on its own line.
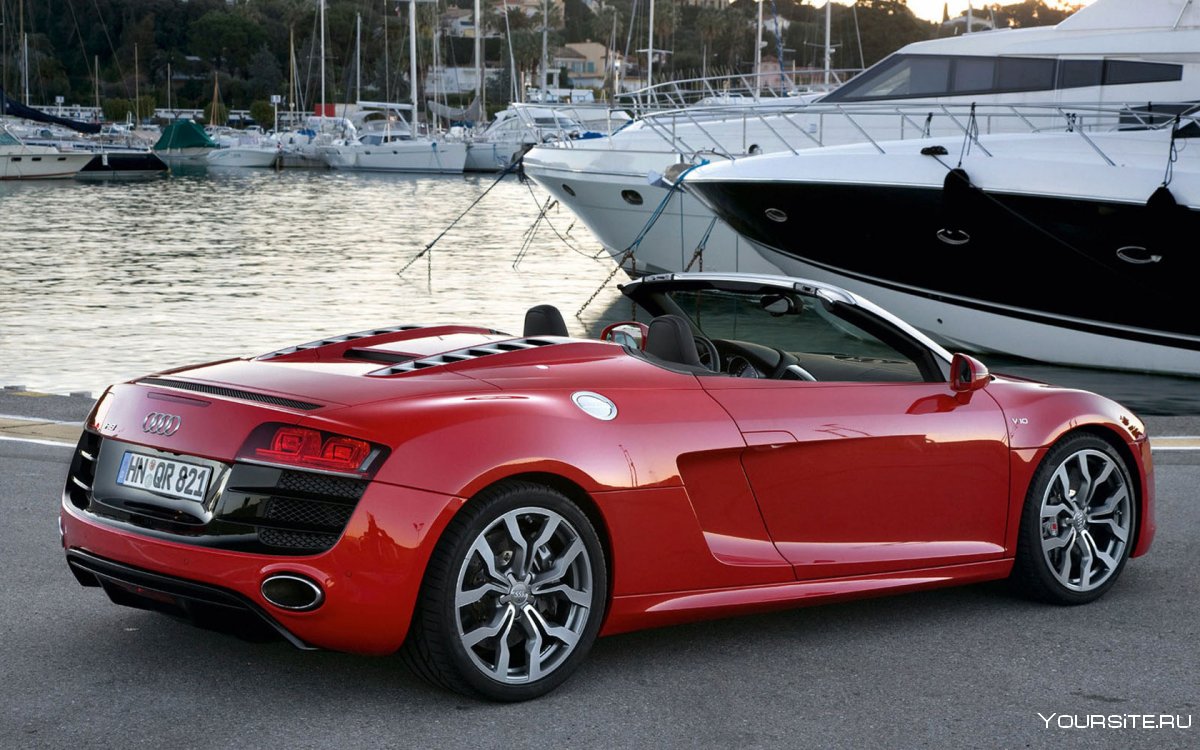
0, 125, 93, 179
153, 121, 217, 165
523, 0, 1200, 277
682, 121, 1200, 375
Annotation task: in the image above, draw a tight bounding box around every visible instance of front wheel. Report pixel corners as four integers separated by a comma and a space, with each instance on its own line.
402, 481, 607, 701
1010, 434, 1136, 605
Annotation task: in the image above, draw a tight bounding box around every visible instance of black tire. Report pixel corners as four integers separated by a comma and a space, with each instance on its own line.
1010, 434, 1137, 605
401, 481, 607, 701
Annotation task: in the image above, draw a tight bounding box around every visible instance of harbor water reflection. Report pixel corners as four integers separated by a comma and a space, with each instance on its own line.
0, 169, 1195, 415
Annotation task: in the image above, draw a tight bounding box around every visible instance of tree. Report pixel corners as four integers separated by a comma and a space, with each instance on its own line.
249, 99, 276, 128
246, 46, 284, 101
189, 10, 267, 76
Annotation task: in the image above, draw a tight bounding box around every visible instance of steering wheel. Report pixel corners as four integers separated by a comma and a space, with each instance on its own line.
694, 335, 721, 373
600, 321, 649, 350
769, 348, 817, 381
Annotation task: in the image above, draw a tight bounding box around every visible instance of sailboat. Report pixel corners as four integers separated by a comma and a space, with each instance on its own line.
323, 0, 467, 173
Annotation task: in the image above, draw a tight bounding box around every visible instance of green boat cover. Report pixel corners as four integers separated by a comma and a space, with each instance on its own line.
154, 120, 216, 150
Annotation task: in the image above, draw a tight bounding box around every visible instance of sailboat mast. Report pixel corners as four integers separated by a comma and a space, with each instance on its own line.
356, 12, 361, 102
823, 0, 832, 87
166, 61, 171, 114
501, 0, 517, 101
611, 12, 619, 100
319, 0, 326, 119
409, 0, 418, 123
134, 43, 140, 125
94, 55, 99, 118
647, 0, 654, 90
540, 0, 548, 94
754, 0, 763, 96
474, 0, 483, 113
2, 0, 7, 99
19, 0, 27, 105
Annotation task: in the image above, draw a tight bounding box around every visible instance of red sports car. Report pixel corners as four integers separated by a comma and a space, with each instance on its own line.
61, 272, 1154, 701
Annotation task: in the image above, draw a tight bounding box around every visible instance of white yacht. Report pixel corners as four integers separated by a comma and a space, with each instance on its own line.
0, 125, 93, 179
465, 106, 587, 173
683, 116, 1200, 375
464, 105, 633, 173
522, 0, 1200, 276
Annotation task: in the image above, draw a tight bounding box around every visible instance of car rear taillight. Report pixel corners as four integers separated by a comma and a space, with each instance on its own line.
238, 424, 386, 477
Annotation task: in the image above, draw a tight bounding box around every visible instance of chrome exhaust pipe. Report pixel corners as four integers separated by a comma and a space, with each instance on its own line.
260, 574, 324, 612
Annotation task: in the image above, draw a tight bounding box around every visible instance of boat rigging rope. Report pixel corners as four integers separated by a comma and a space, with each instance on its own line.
397, 156, 524, 276
513, 194, 557, 269
1162, 114, 1180, 187
684, 216, 719, 272
518, 177, 603, 261
576, 159, 709, 317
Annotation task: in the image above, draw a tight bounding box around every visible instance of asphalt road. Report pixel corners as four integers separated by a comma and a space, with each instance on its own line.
1, 395, 1196, 749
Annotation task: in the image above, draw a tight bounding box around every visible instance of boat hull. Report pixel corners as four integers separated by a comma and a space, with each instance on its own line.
207, 147, 281, 168
326, 140, 467, 174
0, 151, 92, 179
523, 148, 784, 275
687, 178, 1200, 375
75, 152, 169, 180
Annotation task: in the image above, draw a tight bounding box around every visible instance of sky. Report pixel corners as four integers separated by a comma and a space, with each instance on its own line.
895, 0, 1096, 23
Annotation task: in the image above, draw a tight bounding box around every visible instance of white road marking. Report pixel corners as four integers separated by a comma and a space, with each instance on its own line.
0, 435, 75, 448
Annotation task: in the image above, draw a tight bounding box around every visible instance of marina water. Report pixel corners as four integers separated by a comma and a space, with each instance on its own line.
1, 170, 1196, 415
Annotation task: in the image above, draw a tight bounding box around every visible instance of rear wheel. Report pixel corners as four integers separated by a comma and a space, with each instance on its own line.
402, 481, 607, 701
1011, 434, 1136, 604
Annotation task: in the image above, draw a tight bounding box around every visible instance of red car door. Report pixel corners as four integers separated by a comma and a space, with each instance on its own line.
703, 377, 1011, 580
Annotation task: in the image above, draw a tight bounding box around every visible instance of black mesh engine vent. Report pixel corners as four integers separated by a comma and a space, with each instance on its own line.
367, 337, 561, 376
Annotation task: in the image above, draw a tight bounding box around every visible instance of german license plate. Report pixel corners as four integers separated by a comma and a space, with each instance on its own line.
117, 452, 212, 502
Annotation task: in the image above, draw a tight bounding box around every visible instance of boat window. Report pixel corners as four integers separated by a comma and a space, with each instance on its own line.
952, 57, 996, 93
997, 57, 1056, 90
0, 130, 19, 146
1058, 59, 1103, 88
825, 53, 1178, 101
1104, 60, 1183, 86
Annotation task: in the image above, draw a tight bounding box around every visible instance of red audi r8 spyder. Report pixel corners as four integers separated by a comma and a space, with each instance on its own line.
61, 273, 1154, 701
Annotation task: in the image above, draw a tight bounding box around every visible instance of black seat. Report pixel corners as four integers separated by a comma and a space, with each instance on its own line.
644, 314, 703, 369
523, 304, 569, 337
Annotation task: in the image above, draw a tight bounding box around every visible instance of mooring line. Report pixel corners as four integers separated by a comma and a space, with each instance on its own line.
398, 157, 523, 277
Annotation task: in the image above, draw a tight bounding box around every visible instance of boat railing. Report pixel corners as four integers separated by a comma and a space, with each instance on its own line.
555, 100, 1200, 163
614, 69, 862, 113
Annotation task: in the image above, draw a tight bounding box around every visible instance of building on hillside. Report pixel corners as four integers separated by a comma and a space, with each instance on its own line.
553, 41, 625, 90
424, 66, 503, 95
440, 7, 474, 37
510, 0, 566, 23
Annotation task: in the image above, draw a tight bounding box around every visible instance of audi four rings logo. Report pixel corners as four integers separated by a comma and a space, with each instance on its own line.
142, 412, 182, 436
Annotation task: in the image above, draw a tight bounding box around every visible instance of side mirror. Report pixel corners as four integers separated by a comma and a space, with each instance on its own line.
600, 321, 649, 350
950, 353, 990, 393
